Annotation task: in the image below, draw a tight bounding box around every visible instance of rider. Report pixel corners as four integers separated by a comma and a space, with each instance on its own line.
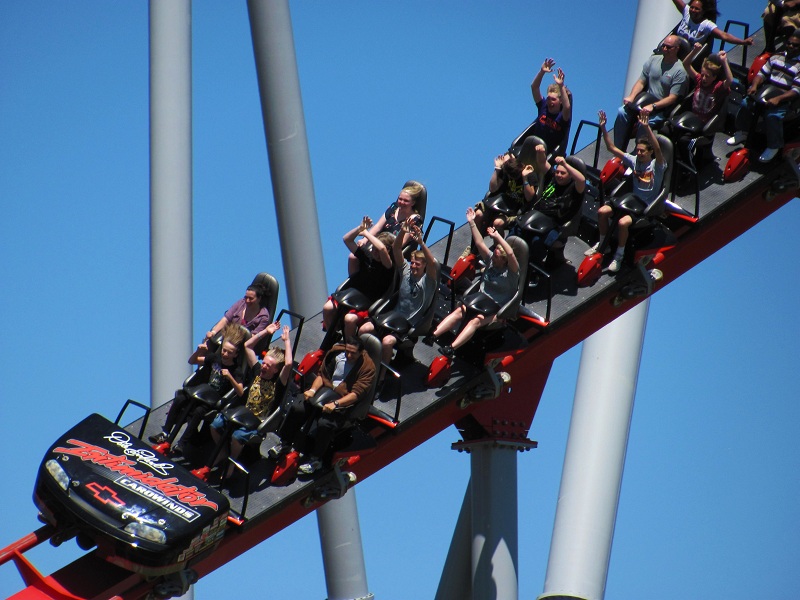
435, 208, 520, 358
207, 323, 293, 477
613, 34, 688, 149
278, 337, 376, 475
588, 108, 667, 273
358, 221, 438, 369
726, 28, 800, 163
530, 57, 573, 157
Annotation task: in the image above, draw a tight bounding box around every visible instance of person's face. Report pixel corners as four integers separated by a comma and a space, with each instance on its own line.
221, 342, 238, 363
409, 256, 426, 278
343, 344, 360, 362
786, 37, 800, 58
699, 67, 716, 87
661, 37, 680, 59
688, 1, 703, 23
396, 191, 415, 209
491, 245, 508, 268
244, 290, 258, 305
554, 164, 571, 185
546, 92, 561, 113
260, 355, 278, 378
635, 144, 653, 162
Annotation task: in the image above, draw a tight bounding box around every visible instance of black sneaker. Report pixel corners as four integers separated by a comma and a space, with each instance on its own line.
149, 431, 168, 444
170, 442, 184, 457
438, 345, 454, 359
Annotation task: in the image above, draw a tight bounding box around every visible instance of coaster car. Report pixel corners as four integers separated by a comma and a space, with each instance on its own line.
33, 412, 229, 577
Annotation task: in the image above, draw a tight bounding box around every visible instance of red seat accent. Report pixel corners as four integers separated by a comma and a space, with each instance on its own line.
426, 355, 452, 388
271, 451, 300, 485
577, 253, 604, 287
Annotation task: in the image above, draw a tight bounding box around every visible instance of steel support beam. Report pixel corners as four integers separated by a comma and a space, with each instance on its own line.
246, 1, 370, 598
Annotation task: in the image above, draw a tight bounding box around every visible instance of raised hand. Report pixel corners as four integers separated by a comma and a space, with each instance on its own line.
541, 57, 555, 73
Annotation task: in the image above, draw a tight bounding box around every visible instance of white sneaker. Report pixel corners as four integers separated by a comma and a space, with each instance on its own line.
298, 459, 322, 475
726, 132, 747, 146
584, 242, 600, 256
608, 257, 622, 273
759, 147, 779, 162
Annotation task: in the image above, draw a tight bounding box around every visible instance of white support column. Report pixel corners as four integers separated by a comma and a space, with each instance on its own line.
469, 443, 519, 600
246, 1, 370, 599
539, 2, 675, 598
149, 2, 194, 599
149, 0, 193, 409
435, 480, 474, 600
539, 302, 648, 600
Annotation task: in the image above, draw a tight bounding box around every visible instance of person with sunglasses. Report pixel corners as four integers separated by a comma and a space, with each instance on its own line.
726, 29, 800, 162
612, 34, 689, 149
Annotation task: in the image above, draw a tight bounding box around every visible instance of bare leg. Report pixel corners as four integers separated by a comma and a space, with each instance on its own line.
451, 314, 492, 350
433, 306, 466, 338
616, 215, 632, 250
322, 299, 336, 330
381, 334, 397, 366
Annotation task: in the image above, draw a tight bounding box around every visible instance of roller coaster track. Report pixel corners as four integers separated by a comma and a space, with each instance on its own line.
2, 28, 797, 600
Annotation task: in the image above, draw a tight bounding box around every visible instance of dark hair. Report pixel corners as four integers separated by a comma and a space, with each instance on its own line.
700, 0, 719, 21
246, 284, 264, 298
501, 155, 524, 180
635, 138, 654, 154
344, 336, 363, 350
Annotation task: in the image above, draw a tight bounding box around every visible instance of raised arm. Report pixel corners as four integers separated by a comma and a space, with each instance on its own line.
360, 225, 394, 268
391, 222, 411, 268
489, 154, 508, 193
407, 223, 438, 279
718, 50, 733, 90
244, 320, 281, 367
531, 57, 555, 104
670, 0, 686, 13
466, 207, 491, 261
638, 109, 665, 166
598, 110, 626, 160
535, 142, 550, 175
278, 325, 292, 385
555, 68, 572, 122
188, 342, 209, 365
554, 156, 586, 194
683, 42, 703, 79
343, 216, 372, 254
522, 164, 536, 203
488, 227, 519, 274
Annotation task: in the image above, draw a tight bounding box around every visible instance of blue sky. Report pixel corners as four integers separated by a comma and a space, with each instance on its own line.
1, 1, 798, 599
